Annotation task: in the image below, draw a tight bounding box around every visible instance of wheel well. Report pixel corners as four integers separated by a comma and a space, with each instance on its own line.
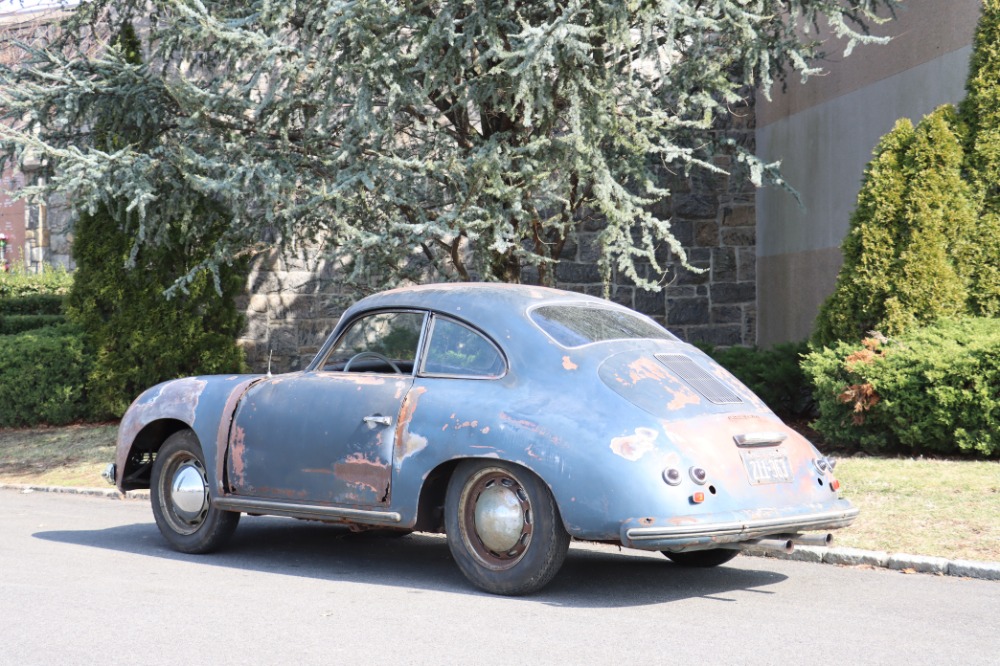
413, 460, 461, 532
120, 419, 191, 491
412, 458, 559, 534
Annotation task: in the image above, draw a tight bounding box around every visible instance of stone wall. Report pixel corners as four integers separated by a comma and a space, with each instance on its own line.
546, 168, 757, 348
237, 249, 353, 373
241, 165, 758, 374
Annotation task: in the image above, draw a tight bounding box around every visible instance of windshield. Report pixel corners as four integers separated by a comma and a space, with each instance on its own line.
530, 305, 677, 347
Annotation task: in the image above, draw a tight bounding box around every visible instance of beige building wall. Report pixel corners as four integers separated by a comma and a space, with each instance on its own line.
756, 0, 983, 345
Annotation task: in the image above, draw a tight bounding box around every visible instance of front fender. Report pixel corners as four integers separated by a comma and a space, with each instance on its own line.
115, 374, 263, 494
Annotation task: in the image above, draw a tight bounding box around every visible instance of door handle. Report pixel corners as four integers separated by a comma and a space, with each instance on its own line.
363, 415, 393, 427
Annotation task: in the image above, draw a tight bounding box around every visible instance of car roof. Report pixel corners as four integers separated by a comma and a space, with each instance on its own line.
343, 282, 657, 351
341, 282, 625, 335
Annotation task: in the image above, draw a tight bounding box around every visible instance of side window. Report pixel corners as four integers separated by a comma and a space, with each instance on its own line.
324, 311, 425, 374
422, 317, 505, 378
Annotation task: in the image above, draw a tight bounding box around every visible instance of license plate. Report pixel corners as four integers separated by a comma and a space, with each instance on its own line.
740, 449, 792, 485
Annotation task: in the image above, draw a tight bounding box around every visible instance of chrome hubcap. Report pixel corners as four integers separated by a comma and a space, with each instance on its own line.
170, 462, 208, 523
474, 482, 525, 553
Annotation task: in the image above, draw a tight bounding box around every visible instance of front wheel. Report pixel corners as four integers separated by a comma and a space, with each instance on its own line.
150, 430, 239, 554
445, 460, 570, 595
661, 548, 739, 568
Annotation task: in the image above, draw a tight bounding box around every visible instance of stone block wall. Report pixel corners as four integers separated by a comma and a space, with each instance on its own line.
545, 185, 757, 349
236, 249, 355, 373
243, 183, 757, 374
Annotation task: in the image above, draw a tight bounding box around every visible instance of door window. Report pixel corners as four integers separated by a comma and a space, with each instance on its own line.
324, 311, 425, 374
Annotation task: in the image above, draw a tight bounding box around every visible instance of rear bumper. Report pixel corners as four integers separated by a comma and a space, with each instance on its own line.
621, 502, 859, 551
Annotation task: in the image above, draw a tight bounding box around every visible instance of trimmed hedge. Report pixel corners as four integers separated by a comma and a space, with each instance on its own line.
0, 325, 94, 428
0, 293, 65, 315
803, 318, 1000, 458
0, 314, 67, 335
702, 341, 813, 418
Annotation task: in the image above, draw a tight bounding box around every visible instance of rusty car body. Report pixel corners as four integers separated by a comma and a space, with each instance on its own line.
107, 283, 857, 594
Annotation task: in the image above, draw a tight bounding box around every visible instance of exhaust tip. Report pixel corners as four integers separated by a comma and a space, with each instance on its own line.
789, 533, 834, 548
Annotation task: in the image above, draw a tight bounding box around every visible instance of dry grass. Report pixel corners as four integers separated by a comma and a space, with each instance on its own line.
2, 424, 999, 562
0, 423, 117, 487
834, 457, 1000, 562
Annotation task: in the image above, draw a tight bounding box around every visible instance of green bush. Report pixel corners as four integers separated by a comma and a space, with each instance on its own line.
0, 314, 67, 335
0, 293, 66, 315
67, 203, 248, 418
803, 318, 1000, 458
0, 325, 94, 428
702, 341, 813, 418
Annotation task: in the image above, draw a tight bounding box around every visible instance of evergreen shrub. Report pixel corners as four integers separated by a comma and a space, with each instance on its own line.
0, 293, 65, 315
67, 203, 247, 418
802, 318, 1000, 458
813, 107, 982, 348
0, 314, 67, 335
0, 325, 93, 428
959, 0, 1000, 315
64, 23, 247, 419
703, 342, 813, 418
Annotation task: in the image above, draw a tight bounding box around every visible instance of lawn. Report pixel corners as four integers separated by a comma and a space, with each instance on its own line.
1, 423, 998, 562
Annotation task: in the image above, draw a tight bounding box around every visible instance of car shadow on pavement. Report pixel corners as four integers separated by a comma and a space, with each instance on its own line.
35, 514, 788, 608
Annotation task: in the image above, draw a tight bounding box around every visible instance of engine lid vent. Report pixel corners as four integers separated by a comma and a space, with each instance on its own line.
655, 354, 743, 405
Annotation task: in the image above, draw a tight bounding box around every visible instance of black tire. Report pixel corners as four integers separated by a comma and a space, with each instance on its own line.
150, 430, 240, 554
445, 460, 570, 595
662, 548, 739, 568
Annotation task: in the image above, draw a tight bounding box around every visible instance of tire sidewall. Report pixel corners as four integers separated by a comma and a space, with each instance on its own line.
150, 429, 239, 554
445, 459, 569, 595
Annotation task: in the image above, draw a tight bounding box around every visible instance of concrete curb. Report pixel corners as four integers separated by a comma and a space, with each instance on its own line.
2, 483, 149, 501
5, 483, 999, 582
742, 544, 1000, 581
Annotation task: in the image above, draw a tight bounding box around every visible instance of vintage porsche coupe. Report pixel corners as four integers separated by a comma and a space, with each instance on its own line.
106, 283, 857, 594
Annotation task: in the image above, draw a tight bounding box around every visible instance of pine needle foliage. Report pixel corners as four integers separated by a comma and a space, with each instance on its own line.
812, 106, 982, 348
0, 1, 896, 292
63, 23, 246, 418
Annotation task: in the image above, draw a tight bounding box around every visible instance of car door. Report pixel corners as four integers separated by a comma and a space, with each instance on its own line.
226, 310, 426, 507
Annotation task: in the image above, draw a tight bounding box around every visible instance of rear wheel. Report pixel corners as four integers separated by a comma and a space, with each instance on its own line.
662, 548, 739, 568
445, 460, 569, 595
150, 430, 239, 553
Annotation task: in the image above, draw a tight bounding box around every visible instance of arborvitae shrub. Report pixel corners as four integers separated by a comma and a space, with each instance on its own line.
67, 203, 247, 418
959, 0, 1000, 315
803, 318, 1000, 458
812, 107, 977, 348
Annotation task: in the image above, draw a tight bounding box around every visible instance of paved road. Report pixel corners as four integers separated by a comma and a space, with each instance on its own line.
3, 489, 997, 665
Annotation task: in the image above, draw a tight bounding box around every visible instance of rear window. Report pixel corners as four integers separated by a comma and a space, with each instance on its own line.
530, 305, 676, 347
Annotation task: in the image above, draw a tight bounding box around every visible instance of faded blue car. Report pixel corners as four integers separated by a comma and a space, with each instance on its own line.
106, 283, 857, 594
